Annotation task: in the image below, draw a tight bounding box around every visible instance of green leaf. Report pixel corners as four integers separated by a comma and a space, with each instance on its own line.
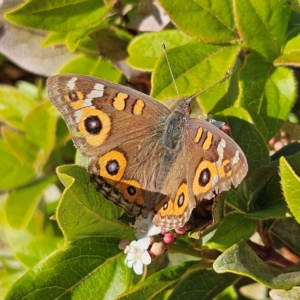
66, 27, 99, 53
0, 86, 35, 131
214, 241, 300, 289
4, 225, 61, 268
158, 0, 236, 43
127, 30, 192, 71
15, 81, 40, 101
2, 127, 40, 167
245, 199, 288, 220
271, 218, 300, 256
169, 268, 239, 300
271, 142, 300, 161
287, 0, 300, 13
285, 51, 300, 67
24, 102, 57, 160
274, 34, 300, 67
5, 0, 110, 32
283, 32, 300, 54
56, 165, 134, 241
59, 55, 122, 82
151, 42, 240, 100
238, 166, 278, 213
117, 261, 196, 299
199, 62, 239, 114
5, 177, 55, 229
0, 270, 25, 299
246, 153, 300, 220
215, 286, 238, 300
204, 213, 257, 249
0, 140, 35, 190
216, 107, 270, 173
279, 156, 300, 223
238, 54, 296, 142
118, 261, 239, 300
4, 237, 132, 300
233, 0, 290, 61
41, 31, 67, 48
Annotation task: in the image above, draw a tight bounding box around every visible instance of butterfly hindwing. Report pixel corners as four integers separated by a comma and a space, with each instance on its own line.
186, 118, 248, 201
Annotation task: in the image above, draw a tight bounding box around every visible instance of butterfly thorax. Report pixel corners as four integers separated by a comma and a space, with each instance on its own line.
156, 99, 191, 189
163, 98, 191, 148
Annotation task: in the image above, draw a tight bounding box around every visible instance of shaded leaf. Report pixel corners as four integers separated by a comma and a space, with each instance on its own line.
214, 241, 300, 289
205, 213, 257, 249
238, 54, 296, 141
238, 166, 278, 213
216, 107, 270, 173
271, 218, 300, 256
4, 237, 132, 300
117, 261, 196, 299
56, 165, 134, 241
246, 153, 300, 220
271, 142, 300, 161
169, 268, 239, 300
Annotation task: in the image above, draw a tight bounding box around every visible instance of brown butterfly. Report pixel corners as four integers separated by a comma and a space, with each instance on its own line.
47, 74, 248, 230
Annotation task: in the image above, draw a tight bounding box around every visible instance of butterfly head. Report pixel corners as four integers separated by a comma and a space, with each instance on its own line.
175, 98, 191, 116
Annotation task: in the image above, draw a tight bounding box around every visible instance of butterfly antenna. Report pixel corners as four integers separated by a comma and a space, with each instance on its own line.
186, 70, 232, 102
162, 43, 180, 99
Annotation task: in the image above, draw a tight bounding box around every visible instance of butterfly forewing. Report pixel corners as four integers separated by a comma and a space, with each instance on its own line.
47, 74, 248, 230
47, 74, 170, 156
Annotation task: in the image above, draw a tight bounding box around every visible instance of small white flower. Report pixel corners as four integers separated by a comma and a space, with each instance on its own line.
132, 213, 162, 239
124, 237, 151, 275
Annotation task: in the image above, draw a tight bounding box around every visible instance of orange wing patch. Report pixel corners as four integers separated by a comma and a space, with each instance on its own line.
113, 93, 128, 111
133, 99, 145, 116
202, 132, 212, 150
98, 150, 127, 182
193, 161, 218, 195
78, 108, 111, 146
194, 127, 203, 143
116, 179, 145, 206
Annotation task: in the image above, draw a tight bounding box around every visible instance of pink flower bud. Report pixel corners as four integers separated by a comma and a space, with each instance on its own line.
175, 226, 187, 235
163, 233, 174, 244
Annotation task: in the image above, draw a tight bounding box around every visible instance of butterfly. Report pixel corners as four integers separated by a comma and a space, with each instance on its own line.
47, 74, 248, 230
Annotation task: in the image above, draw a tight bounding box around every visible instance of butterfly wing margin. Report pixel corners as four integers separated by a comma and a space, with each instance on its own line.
152, 147, 196, 230
186, 118, 248, 201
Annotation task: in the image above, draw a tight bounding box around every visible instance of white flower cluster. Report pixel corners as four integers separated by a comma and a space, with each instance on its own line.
124, 213, 161, 275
